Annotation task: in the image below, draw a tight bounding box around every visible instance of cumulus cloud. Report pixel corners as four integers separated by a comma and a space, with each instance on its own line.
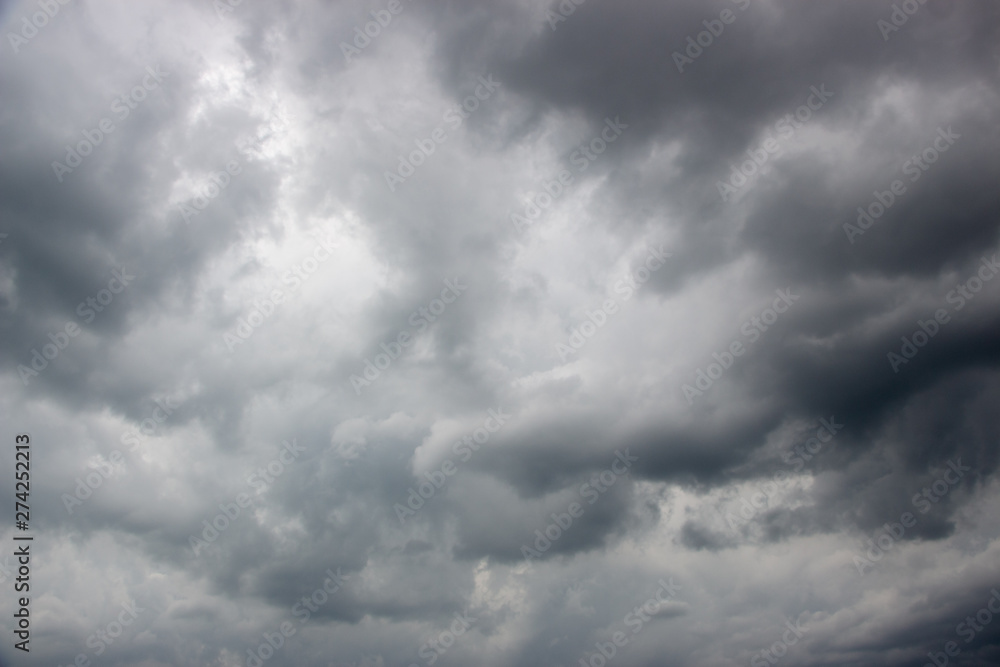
1, 0, 1000, 665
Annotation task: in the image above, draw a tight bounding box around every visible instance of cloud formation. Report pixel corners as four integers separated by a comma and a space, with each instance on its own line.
1, 0, 1000, 665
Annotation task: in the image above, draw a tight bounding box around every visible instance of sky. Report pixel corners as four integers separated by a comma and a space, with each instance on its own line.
1, 0, 1000, 665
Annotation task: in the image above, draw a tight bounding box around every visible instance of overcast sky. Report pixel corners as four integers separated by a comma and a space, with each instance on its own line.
2, 0, 1000, 665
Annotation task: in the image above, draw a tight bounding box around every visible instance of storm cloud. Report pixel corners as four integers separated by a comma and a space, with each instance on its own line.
1, 0, 1000, 665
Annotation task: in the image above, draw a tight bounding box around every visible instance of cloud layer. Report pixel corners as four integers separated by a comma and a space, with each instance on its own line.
1, 0, 1000, 665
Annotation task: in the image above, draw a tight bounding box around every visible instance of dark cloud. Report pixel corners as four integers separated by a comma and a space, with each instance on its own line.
1, 0, 999, 665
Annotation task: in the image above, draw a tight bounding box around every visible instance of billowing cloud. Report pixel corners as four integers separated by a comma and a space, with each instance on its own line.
1, 0, 1000, 665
